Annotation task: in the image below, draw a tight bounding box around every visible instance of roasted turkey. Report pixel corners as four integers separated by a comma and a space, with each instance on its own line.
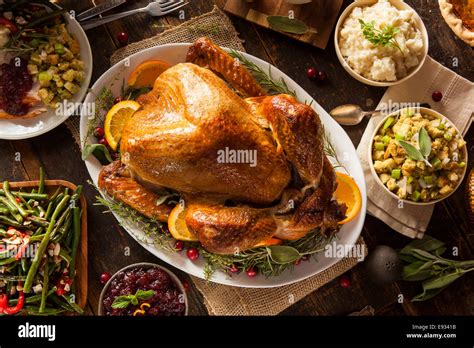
99, 37, 346, 254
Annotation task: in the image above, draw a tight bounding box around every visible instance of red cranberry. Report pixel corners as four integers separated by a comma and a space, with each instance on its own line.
174, 241, 184, 252
100, 272, 112, 284
94, 127, 105, 138
99, 137, 109, 147
339, 275, 351, 288
186, 248, 199, 261
246, 267, 257, 277
317, 70, 327, 81
229, 264, 240, 273
306, 67, 318, 80
432, 91, 443, 102
114, 96, 122, 104
117, 32, 129, 45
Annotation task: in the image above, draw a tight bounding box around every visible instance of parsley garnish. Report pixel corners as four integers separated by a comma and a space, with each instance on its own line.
359, 19, 402, 53
111, 289, 155, 309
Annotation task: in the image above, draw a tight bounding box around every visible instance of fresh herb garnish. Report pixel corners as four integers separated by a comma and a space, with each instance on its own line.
112, 289, 155, 309
400, 235, 474, 301
267, 16, 317, 35
359, 19, 402, 52
228, 50, 297, 98
398, 127, 432, 167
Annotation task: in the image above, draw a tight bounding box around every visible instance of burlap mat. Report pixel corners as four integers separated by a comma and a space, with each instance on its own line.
68, 5, 368, 316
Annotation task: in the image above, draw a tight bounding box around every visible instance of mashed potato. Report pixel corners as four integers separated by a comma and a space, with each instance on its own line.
339, 0, 424, 82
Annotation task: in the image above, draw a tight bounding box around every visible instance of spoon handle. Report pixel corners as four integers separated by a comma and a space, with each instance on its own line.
363, 110, 383, 119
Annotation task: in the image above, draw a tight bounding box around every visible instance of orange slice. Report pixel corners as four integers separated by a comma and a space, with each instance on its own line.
127, 60, 171, 88
168, 204, 198, 242
254, 237, 282, 248
334, 172, 362, 224
104, 100, 141, 151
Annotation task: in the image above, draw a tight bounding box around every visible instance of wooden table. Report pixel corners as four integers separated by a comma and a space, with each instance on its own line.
1, 0, 472, 316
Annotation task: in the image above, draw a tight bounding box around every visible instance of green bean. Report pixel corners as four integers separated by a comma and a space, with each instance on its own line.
0, 228, 6, 236
19, 306, 66, 316
0, 196, 18, 214
29, 233, 45, 242
0, 215, 23, 228
3, 181, 28, 218
21, 257, 28, 273
50, 207, 71, 240
0, 190, 49, 201
70, 185, 83, 202
49, 293, 74, 312
24, 195, 70, 293
0, 257, 16, 266
69, 207, 81, 293
26, 216, 49, 227
39, 261, 49, 313
0, 207, 9, 215
7, 261, 18, 271
8, 288, 55, 306
48, 187, 61, 203
62, 294, 84, 314
38, 167, 45, 195
59, 249, 72, 265
45, 201, 53, 220
53, 209, 72, 241
32, 226, 43, 237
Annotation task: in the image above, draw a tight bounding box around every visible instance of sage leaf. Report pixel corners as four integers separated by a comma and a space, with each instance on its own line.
267, 245, 300, 264
398, 140, 424, 161
410, 249, 439, 261
267, 16, 310, 35
412, 286, 448, 302
82, 144, 113, 165
400, 235, 445, 255
156, 194, 179, 206
418, 127, 432, 157
423, 272, 463, 291
402, 261, 434, 281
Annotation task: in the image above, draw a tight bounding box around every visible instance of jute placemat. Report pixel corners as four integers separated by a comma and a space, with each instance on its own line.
68, 6, 367, 316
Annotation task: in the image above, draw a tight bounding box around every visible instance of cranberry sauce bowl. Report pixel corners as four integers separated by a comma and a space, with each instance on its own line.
98, 263, 188, 316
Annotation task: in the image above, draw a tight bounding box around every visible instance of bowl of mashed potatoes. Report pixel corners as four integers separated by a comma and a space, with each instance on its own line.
335, 0, 428, 87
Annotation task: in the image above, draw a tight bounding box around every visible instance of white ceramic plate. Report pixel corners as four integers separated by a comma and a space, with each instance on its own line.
0, 7, 92, 140
80, 44, 367, 288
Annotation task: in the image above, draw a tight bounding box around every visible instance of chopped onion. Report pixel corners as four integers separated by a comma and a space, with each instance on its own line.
442, 157, 451, 166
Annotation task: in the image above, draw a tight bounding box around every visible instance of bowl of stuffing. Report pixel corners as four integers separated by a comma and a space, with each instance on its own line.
334, 0, 428, 87
369, 107, 468, 205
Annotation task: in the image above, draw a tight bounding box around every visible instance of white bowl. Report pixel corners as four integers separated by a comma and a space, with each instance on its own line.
0, 3, 93, 140
368, 107, 468, 205
334, 0, 429, 87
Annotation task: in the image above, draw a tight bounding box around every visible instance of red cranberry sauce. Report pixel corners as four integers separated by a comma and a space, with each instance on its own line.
102, 266, 186, 316
0, 58, 33, 116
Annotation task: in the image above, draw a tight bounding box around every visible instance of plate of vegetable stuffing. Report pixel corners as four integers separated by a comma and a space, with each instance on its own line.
0, 170, 87, 316
80, 38, 366, 288
0, 1, 92, 140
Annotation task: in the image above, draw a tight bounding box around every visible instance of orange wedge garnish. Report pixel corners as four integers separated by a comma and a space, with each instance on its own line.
127, 60, 171, 88
168, 204, 198, 242
334, 172, 362, 224
254, 237, 282, 248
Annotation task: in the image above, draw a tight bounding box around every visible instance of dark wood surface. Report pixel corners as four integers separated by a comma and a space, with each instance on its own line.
1, 0, 472, 316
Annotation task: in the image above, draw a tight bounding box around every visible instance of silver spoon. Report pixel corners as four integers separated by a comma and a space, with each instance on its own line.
329, 104, 382, 126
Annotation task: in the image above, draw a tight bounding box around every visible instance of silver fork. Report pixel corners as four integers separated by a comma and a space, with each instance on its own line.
81, 0, 189, 30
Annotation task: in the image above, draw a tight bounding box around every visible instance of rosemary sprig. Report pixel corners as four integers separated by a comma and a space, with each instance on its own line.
201, 229, 331, 279
359, 19, 402, 53
228, 50, 297, 98
93, 190, 175, 253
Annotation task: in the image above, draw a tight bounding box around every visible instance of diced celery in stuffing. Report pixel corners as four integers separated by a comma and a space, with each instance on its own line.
38, 88, 49, 101
47, 54, 59, 65
58, 62, 70, 71
64, 82, 80, 94
62, 69, 76, 82
27, 64, 38, 75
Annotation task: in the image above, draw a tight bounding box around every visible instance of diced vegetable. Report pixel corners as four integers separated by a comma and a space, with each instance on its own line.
391, 169, 401, 180
383, 116, 395, 130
